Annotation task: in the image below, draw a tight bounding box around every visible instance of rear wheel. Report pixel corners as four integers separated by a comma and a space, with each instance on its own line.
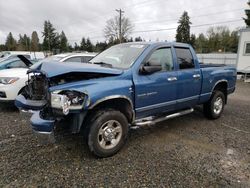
203, 90, 225, 119
87, 109, 128, 158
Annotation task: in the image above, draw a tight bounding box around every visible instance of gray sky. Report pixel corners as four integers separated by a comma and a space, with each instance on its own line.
0, 0, 247, 45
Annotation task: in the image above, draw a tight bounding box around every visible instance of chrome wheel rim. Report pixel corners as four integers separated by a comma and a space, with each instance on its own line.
98, 120, 122, 150
213, 97, 223, 115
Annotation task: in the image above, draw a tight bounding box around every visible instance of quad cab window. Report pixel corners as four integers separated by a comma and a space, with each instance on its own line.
175, 48, 195, 69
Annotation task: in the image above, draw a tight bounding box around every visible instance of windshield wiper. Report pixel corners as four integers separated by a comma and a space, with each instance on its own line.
92, 62, 113, 68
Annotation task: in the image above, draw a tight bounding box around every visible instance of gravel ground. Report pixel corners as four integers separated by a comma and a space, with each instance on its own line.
0, 81, 250, 187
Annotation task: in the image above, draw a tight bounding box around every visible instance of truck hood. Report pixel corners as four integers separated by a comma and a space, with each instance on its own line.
29, 61, 123, 78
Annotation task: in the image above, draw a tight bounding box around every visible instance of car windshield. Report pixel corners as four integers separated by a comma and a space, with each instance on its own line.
90, 43, 148, 69
39, 55, 64, 63
29, 55, 68, 69
0, 58, 35, 69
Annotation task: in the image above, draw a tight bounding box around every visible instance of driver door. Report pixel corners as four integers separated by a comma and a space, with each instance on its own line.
133, 47, 177, 118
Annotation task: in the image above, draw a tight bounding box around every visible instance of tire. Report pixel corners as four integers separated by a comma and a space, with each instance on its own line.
203, 90, 225, 119
87, 109, 128, 158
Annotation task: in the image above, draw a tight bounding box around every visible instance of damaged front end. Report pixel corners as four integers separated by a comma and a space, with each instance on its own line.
15, 69, 89, 135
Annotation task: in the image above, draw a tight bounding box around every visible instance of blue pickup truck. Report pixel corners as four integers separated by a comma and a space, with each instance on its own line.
15, 42, 236, 157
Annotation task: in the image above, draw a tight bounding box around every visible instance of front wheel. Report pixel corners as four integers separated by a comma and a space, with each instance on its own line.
203, 90, 225, 119
87, 109, 128, 158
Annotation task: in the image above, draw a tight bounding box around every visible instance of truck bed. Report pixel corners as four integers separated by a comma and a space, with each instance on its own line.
199, 63, 235, 68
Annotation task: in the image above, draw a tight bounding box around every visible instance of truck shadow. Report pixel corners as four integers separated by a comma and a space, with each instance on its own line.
49, 107, 206, 159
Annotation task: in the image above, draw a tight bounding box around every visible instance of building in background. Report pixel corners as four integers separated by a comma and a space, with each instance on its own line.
236, 28, 250, 74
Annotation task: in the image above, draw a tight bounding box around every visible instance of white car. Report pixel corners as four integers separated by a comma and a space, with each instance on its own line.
0, 53, 97, 103
0, 68, 28, 102
41, 52, 97, 63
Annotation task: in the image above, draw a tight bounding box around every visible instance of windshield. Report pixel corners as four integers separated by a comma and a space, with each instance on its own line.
90, 43, 147, 69
0, 58, 33, 69
30, 55, 65, 69
39, 55, 64, 63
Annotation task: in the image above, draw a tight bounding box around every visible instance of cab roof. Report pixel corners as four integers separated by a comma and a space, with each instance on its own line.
118, 41, 191, 48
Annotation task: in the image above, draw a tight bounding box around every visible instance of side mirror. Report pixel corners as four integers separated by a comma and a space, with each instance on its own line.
140, 60, 162, 75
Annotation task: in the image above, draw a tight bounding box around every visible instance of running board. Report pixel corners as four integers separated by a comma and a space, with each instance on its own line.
133, 108, 194, 128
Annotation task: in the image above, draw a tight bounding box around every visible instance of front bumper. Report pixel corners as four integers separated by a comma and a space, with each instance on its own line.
15, 94, 46, 110
16, 95, 55, 134
30, 111, 55, 133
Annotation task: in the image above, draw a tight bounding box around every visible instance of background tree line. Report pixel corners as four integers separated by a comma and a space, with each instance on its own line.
175, 11, 240, 53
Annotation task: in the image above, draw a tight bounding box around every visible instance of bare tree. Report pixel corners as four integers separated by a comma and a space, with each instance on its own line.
104, 16, 133, 42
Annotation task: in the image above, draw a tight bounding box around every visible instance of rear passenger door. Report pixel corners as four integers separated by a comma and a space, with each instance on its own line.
174, 47, 202, 109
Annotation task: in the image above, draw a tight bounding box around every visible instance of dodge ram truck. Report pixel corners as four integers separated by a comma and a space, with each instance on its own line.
15, 42, 236, 157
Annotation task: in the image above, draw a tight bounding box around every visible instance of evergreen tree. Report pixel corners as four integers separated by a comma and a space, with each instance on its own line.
74, 42, 80, 51
229, 31, 239, 53
68, 44, 73, 52
127, 37, 133, 42
195, 33, 208, 53
5, 32, 17, 51
42, 20, 59, 52
80, 37, 86, 51
59, 31, 68, 52
176, 11, 191, 43
243, 1, 250, 27
0, 44, 7, 51
31, 31, 39, 51
95, 41, 108, 52
190, 34, 196, 48
17, 34, 25, 51
86, 38, 93, 52
135, 36, 143, 42
23, 34, 30, 51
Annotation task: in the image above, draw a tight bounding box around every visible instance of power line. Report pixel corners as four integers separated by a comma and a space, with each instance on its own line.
56, 0, 238, 28
65, 7, 243, 41
67, 18, 243, 43
132, 8, 244, 25
132, 19, 243, 33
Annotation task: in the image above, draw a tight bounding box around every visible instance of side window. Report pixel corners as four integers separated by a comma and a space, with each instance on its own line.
146, 48, 173, 71
244, 42, 250, 55
7, 60, 27, 68
82, 56, 93, 63
64, 56, 82, 63
175, 48, 194, 69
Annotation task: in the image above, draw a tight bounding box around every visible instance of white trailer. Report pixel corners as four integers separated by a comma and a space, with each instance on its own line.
236, 28, 250, 74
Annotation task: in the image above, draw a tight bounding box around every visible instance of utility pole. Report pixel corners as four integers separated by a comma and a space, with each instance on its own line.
116, 9, 124, 43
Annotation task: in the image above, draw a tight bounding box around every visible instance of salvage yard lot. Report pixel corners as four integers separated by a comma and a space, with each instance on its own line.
0, 81, 249, 187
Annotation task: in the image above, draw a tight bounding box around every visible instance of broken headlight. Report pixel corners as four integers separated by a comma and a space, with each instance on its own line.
0, 77, 19, 84
51, 90, 86, 115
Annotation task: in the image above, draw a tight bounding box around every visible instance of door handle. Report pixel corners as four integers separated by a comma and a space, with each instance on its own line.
167, 77, 177, 82
193, 74, 201, 79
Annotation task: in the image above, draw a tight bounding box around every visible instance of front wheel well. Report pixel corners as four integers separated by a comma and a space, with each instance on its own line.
87, 98, 134, 123
18, 86, 26, 95
213, 81, 228, 103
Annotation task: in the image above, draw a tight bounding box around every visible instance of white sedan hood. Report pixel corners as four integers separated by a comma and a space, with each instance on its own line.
0, 68, 28, 78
